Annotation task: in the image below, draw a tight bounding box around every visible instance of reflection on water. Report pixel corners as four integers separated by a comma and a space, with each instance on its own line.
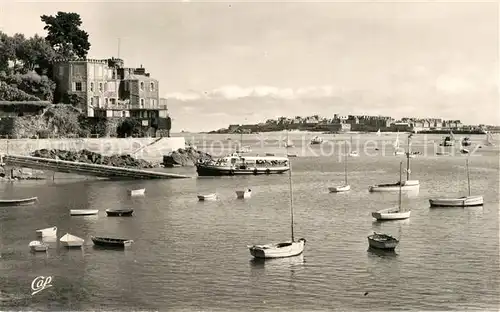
367, 246, 398, 258
249, 253, 305, 269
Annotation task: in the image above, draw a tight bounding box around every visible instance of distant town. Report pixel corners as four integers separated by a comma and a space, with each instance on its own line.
209, 114, 499, 134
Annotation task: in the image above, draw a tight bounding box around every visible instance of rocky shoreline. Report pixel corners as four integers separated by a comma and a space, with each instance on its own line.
30, 149, 156, 168
162, 147, 212, 167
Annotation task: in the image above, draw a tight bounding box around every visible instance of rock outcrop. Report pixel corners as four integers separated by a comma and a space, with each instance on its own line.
30, 149, 156, 168
163, 147, 212, 167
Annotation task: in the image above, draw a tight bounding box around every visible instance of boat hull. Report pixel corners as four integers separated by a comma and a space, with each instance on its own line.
367, 236, 399, 250
372, 208, 411, 220
236, 190, 251, 199
105, 209, 134, 217
0, 197, 37, 206
248, 239, 306, 259
429, 195, 483, 207
369, 180, 419, 192
60, 233, 84, 248
196, 165, 289, 176
329, 184, 351, 192
70, 209, 99, 216
198, 194, 217, 201
91, 236, 133, 248
35, 226, 57, 237
29, 241, 48, 252
128, 189, 145, 196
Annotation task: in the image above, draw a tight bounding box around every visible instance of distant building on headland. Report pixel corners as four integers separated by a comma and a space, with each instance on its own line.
52, 57, 169, 134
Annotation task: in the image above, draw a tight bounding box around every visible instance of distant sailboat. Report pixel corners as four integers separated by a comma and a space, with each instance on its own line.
349, 136, 359, 157
328, 141, 351, 192
376, 129, 381, 137
484, 133, 495, 146
393, 131, 404, 155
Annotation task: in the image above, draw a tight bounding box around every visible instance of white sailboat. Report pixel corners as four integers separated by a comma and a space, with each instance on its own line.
393, 131, 404, 155
349, 136, 359, 157
429, 159, 484, 207
35, 226, 57, 238
376, 129, 381, 137
329, 141, 351, 192
372, 161, 411, 220
483, 133, 495, 146
284, 130, 294, 147
247, 158, 306, 259
369, 134, 419, 192
60, 233, 84, 248
128, 188, 145, 196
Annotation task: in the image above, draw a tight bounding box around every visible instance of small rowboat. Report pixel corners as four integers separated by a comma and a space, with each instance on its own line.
60, 233, 84, 248
70, 209, 98, 216
0, 197, 37, 207
367, 232, 399, 250
105, 208, 134, 217
236, 189, 252, 199
128, 188, 145, 196
91, 236, 134, 248
29, 240, 48, 252
35, 226, 57, 238
198, 193, 217, 201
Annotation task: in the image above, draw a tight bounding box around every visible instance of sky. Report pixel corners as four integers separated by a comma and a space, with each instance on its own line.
1, 1, 499, 132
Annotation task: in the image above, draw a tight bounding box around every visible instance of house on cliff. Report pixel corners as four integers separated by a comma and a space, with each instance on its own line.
52, 57, 169, 137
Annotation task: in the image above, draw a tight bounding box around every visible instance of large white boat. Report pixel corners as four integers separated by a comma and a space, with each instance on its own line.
369, 134, 419, 192
196, 153, 289, 176
429, 159, 484, 207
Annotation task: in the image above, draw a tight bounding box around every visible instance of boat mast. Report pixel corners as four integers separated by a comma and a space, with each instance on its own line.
344, 140, 348, 184
406, 134, 411, 181
399, 161, 403, 212
289, 158, 294, 242
466, 158, 471, 196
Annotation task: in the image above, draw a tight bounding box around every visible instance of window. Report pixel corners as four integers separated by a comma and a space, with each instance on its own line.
104, 82, 108, 92
75, 82, 82, 91
99, 83, 103, 92
90, 97, 94, 106
122, 111, 126, 117
105, 98, 109, 105
124, 82, 129, 91
140, 82, 144, 91
110, 98, 116, 105
140, 98, 145, 108
150, 82, 155, 91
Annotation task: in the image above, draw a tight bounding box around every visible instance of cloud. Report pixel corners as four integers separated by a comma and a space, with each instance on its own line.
165, 85, 344, 101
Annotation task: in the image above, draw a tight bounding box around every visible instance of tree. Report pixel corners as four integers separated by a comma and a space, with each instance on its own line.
41, 12, 91, 59
17, 34, 57, 74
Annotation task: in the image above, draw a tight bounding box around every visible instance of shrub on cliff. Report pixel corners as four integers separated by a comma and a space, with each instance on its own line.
117, 118, 146, 138
43, 105, 82, 137
0, 71, 55, 102
0, 81, 41, 101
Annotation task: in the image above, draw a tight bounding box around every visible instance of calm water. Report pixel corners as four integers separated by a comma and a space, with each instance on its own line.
1, 133, 499, 311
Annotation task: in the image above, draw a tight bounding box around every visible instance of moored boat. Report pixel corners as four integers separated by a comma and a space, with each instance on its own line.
198, 193, 217, 201
0, 196, 38, 206
310, 136, 323, 145
236, 189, 252, 199
128, 188, 145, 196
196, 153, 289, 176
372, 161, 411, 221
35, 226, 57, 238
329, 140, 351, 193
247, 157, 306, 259
105, 208, 134, 216
91, 236, 133, 248
367, 232, 399, 250
59, 233, 84, 248
429, 159, 484, 207
70, 209, 98, 216
369, 134, 419, 192
29, 240, 48, 252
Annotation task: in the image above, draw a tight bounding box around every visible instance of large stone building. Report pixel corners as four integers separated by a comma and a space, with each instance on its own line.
53, 58, 169, 134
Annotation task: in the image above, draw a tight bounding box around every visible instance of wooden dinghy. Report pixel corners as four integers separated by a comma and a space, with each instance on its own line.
91, 236, 134, 248
105, 208, 134, 217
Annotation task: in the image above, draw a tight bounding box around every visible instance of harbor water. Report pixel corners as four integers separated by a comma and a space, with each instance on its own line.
0, 133, 499, 311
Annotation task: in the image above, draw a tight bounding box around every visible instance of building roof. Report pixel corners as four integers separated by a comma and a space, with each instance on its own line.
124, 74, 157, 81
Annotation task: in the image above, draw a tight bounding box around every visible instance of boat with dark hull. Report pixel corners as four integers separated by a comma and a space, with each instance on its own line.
105, 208, 134, 217
196, 153, 289, 176
91, 236, 133, 248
